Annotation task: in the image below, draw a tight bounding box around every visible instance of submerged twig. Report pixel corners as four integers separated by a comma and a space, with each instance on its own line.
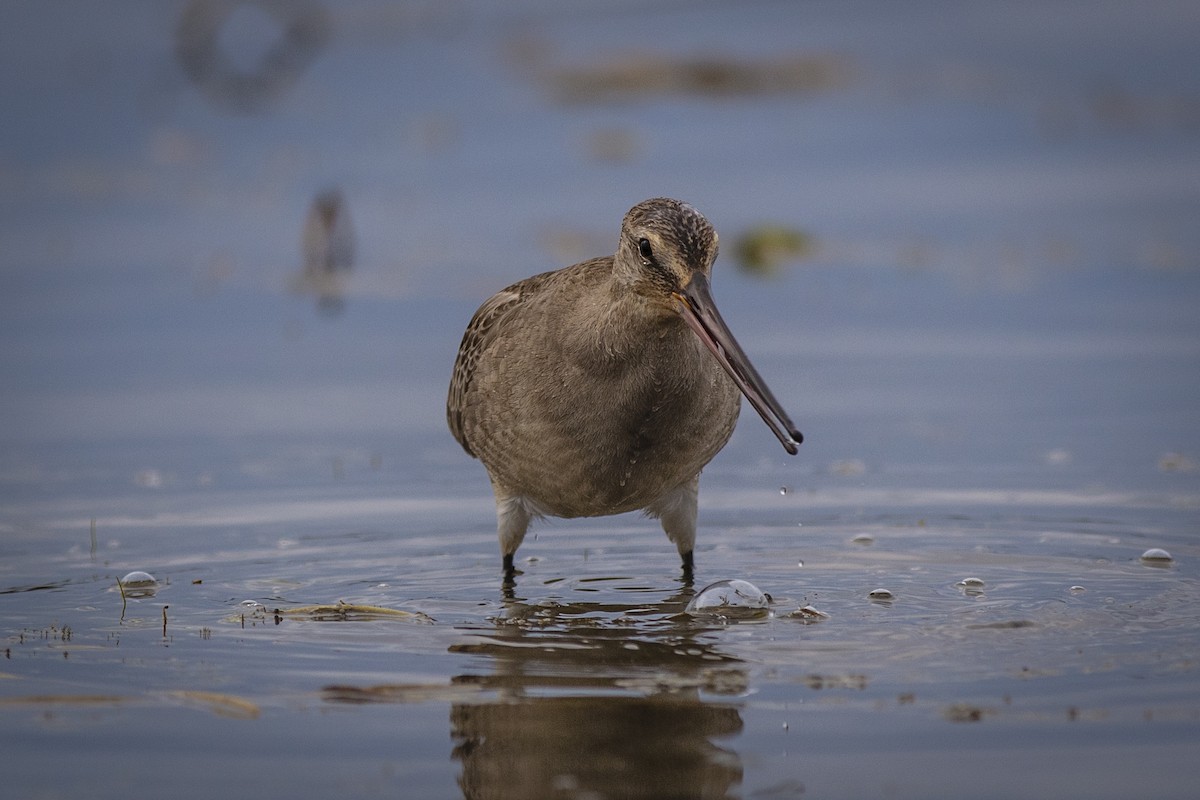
116, 576, 127, 621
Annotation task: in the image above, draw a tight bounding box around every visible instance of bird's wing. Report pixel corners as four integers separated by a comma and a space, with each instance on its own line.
446, 270, 558, 457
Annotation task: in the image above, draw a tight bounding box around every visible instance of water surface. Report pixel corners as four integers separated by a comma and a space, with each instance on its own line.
2, 2, 1199, 798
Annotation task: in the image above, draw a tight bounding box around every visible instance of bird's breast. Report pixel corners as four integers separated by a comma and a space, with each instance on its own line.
470, 315, 740, 518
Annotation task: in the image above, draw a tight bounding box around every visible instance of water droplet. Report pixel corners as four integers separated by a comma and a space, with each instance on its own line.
796, 560, 804, 568
868, 588, 895, 602
779, 486, 790, 496
686, 579, 770, 619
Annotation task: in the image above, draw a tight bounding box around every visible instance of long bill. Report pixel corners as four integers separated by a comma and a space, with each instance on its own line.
674, 273, 804, 455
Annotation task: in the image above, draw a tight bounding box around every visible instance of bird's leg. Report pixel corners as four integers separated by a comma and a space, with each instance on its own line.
680, 550, 695, 584
494, 489, 533, 579
646, 477, 699, 580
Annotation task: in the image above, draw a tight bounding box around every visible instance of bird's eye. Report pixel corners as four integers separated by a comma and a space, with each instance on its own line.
637, 238, 654, 262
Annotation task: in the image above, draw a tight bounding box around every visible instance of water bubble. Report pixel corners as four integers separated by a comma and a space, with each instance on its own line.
686, 579, 770, 619
867, 588, 895, 602
119, 571, 159, 597
850, 534, 874, 546
120, 570, 157, 587
1069, 585, 1086, 594
796, 560, 804, 568
956, 577, 986, 595
1140, 548, 1173, 564
779, 486, 790, 496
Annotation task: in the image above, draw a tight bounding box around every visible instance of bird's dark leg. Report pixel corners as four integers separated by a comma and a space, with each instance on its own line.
502, 552, 516, 578
680, 550, 695, 584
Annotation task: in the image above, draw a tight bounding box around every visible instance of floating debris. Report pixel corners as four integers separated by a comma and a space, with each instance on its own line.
271, 600, 434, 623
831, 459, 867, 477
1139, 548, 1174, 564
1158, 452, 1196, 472
803, 673, 867, 690
545, 52, 853, 104
783, 605, 829, 623
686, 579, 771, 619
166, 690, 260, 720
966, 619, 1037, 630
734, 225, 815, 275
944, 703, 994, 723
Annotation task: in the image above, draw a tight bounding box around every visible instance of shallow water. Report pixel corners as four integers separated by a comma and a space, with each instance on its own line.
3, 2, 1200, 798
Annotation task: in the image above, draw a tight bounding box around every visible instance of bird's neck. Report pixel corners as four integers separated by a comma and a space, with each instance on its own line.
575, 280, 688, 363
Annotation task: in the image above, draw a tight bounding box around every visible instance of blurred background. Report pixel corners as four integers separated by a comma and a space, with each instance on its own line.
1, 0, 1198, 504
3, 4, 1200, 798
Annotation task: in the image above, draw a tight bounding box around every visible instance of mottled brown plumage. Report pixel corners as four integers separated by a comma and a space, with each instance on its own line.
448, 198, 801, 578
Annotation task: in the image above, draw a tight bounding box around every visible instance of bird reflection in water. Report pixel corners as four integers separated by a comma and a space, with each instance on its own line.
293, 188, 355, 314
449, 587, 745, 800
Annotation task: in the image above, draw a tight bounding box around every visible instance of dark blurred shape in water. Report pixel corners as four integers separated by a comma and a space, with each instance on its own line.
294, 188, 355, 314
733, 225, 815, 276
451, 695, 742, 800
542, 51, 852, 104
175, 0, 331, 114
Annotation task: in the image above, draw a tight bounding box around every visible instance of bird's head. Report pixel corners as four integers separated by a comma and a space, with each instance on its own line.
614, 198, 803, 454
616, 197, 718, 302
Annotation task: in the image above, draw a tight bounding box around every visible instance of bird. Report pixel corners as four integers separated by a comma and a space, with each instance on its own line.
448, 198, 802, 579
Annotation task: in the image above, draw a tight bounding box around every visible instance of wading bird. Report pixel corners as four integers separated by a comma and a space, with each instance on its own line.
448, 198, 802, 579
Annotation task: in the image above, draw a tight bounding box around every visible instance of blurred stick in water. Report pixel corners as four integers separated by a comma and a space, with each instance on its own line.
292, 188, 356, 314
